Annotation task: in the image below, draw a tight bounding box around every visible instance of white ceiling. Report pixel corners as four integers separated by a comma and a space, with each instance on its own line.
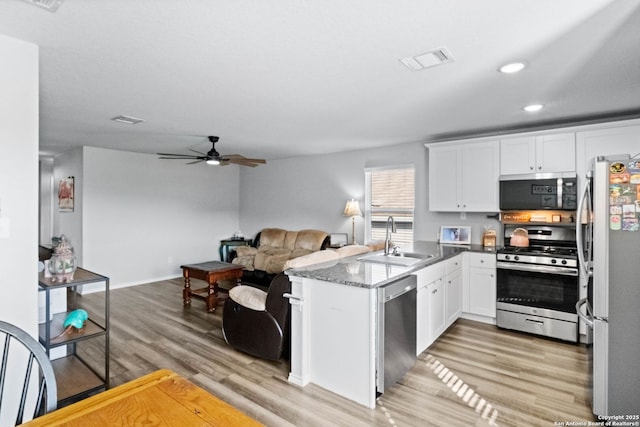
1, 0, 639, 161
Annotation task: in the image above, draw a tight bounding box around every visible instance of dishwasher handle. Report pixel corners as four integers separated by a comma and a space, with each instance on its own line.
383, 283, 416, 302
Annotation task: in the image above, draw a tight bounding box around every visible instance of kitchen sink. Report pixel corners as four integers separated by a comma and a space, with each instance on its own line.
357, 252, 436, 267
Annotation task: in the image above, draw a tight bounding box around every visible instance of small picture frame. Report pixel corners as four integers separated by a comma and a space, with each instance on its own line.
58, 176, 74, 212
439, 226, 471, 245
330, 233, 348, 247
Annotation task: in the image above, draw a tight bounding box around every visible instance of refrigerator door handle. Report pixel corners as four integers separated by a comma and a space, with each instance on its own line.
576, 174, 592, 278
576, 298, 594, 328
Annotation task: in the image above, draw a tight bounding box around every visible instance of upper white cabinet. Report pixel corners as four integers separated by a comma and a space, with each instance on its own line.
427, 140, 500, 212
500, 133, 576, 176
576, 124, 640, 176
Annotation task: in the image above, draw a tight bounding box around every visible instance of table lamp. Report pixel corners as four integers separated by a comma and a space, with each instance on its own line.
343, 199, 362, 244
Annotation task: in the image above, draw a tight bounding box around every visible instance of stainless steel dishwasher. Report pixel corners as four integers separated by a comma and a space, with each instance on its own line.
376, 274, 417, 394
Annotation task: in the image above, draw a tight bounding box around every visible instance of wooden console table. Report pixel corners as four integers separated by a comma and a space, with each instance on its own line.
181, 261, 243, 312
21, 369, 263, 426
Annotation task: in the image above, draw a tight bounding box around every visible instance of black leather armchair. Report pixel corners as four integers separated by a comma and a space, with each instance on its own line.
222, 273, 291, 361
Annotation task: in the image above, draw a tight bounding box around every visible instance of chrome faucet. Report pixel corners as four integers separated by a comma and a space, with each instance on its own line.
384, 216, 396, 255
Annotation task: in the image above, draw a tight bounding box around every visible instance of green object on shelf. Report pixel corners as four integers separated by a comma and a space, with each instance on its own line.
63, 309, 88, 329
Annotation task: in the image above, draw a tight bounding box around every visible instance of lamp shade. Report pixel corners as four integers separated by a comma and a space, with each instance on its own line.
343, 199, 362, 217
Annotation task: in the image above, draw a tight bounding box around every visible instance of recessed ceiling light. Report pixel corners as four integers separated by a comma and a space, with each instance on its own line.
111, 115, 145, 125
499, 62, 526, 74
400, 48, 455, 71
523, 104, 544, 112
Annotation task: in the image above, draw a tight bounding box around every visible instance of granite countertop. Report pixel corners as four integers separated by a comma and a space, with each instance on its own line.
285, 241, 499, 289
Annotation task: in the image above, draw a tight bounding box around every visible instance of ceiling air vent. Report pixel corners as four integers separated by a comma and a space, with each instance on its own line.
400, 48, 455, 71
21, 0, 64, 12
111, 115, 145, 125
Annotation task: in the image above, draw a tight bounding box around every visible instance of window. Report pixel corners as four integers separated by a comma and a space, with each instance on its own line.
365, 166, 415, 245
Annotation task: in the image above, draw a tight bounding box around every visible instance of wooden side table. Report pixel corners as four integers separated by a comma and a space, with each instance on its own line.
180, 261, 243, 312
219, 238, 252, 262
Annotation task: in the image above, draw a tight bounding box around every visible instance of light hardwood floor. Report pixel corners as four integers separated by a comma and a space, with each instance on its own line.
80, 278, 595, 426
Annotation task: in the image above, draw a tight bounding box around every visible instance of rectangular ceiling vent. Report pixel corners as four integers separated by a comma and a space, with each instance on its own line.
111, 115, 145, 125
400, 48, 455, 71
21, 0, 64, 12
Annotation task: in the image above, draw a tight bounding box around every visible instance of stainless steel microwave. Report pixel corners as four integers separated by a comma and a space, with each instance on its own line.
499, 174, 577, 210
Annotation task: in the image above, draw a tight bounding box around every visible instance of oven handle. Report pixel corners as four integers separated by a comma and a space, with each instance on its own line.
496, 261, 579, 276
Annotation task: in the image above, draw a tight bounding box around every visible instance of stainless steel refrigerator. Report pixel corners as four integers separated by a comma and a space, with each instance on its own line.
577, 154, 640, 416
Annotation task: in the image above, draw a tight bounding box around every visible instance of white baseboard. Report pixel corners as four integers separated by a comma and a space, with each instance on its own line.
79, 275, 181, 294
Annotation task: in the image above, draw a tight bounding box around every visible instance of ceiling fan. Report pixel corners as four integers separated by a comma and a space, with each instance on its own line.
157, 136, 266, 167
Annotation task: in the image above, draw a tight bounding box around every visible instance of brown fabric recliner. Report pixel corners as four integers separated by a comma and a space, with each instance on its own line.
222, 273, 291, 361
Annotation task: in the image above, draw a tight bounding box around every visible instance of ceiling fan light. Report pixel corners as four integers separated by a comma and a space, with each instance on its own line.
523, 104, 544, 112
499, 62, 526, 74
206, 159, 220, 165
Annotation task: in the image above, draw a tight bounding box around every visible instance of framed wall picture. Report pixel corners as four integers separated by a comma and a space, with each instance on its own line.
439, 226, 471, 245
58, 176, 74, 212
330, 233, 348, 247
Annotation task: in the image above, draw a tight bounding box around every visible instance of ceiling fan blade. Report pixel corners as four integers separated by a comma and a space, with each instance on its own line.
158, 156, 202, 160
189, 148, 207, 156
225, 158, 262, 167
186, 159, 206, 165
157, 153, 201, 158
222, 154, 266, 164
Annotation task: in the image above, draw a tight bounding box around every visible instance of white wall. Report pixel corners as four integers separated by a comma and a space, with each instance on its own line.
80, 146, 240, 289
0, 34, 39, 334
39, 158, 54, 245
239, 142, 500, 245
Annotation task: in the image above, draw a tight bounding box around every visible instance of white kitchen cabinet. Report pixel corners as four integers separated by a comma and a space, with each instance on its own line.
500, 133, 575, 175
415, 262, 446, 355
427, 139, 500, 212
427, 278, 445, 344
445, 255, 462, 328
464, 252, 496, 319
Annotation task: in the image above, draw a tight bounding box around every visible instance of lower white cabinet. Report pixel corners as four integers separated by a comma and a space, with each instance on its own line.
415, 262, 446, 355
428, 279, 446, 341
445, 264, 462, 327
464, 253, 497, 318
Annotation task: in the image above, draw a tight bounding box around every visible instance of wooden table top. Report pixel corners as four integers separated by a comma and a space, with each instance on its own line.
180, 261, 243, 273
21, 369, 263, 426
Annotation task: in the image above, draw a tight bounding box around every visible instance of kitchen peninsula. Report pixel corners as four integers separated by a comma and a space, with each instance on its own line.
285, 241, 497, 408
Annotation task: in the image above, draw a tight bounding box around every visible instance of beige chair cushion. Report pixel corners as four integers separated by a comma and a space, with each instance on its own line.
234, 246, 257, 257
283, 231, 299, 250
254, 247, 291, 272
264, 252, 292, 274
294, 229, 328, 251
289, 247, 313, 259
229, 285, 267, 311
259, 228, 288, 248
335, 245, 372, 258
283, 249, 339, 270
232, 256, 255, 271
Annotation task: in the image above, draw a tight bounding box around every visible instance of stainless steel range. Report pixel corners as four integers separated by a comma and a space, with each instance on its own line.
496, 224, 579, 342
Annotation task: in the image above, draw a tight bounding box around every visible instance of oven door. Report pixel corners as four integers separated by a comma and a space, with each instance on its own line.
497, 262, 579, 315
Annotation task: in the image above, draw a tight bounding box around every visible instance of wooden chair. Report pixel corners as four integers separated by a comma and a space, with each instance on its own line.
0, 321, 57, 425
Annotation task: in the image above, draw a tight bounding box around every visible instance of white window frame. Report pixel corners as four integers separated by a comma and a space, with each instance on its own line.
364, 164, 415, 245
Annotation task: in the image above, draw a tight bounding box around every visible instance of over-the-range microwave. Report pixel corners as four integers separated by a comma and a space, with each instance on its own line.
499, 173, 577, 211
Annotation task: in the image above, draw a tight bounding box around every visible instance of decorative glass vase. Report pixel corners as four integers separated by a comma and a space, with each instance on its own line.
48, 235, 77, 283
